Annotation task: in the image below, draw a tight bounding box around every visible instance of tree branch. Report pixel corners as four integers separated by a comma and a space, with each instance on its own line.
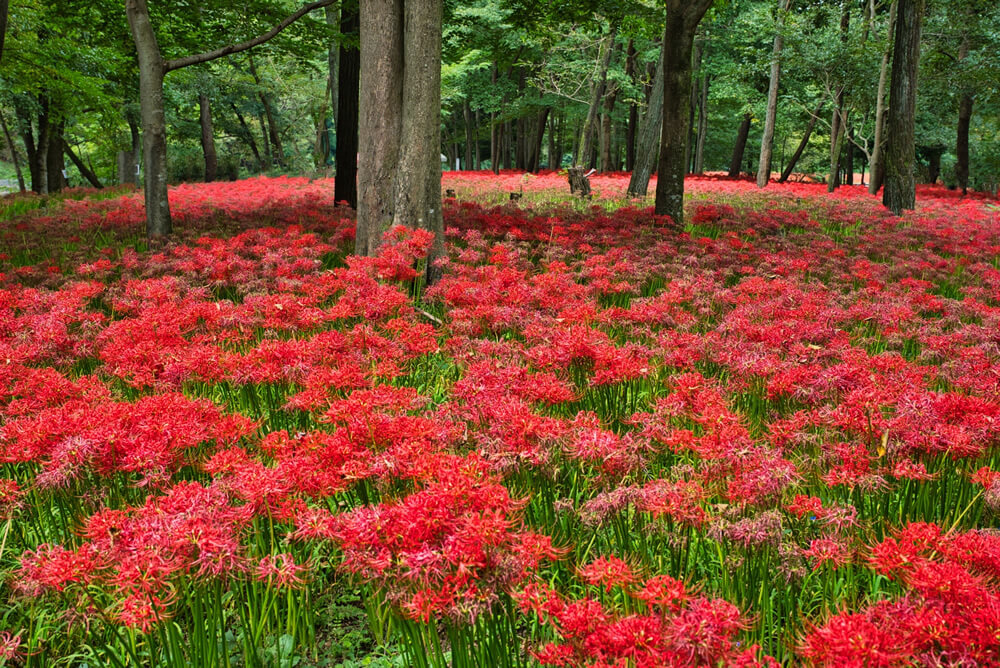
164, 0, 335, 73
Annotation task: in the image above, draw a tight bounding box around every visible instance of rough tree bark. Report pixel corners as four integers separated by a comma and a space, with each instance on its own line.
654, 0, 715, 226
356, 0, 402, 255
335, 5, 359, 208
757, 0, 792, 188
626, 34, 665, 197
868, 0, 897, 194
199, 93, 218, 182
883, 0, 925, 215
728, 112, 752, 178
125, 0, 335, 237
577, 25, 617, 167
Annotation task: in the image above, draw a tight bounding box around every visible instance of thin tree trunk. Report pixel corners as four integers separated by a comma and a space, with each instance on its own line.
757, 0, 792, 188
883, 0, 925, 215
869, 0, 897, 194
261, 94, 284, 167
547, 113, 557, 169
600, 82, 619, 172
232, 105, 264, 170
625, 39, 638, 172
627, 34, 665, 197
529, 107, 549, 173
258, 112, 272, 167
779, 103, 822, 182
463, 101, 474, 170
15, 106, 39, 192
0, 109, 26, 192
694, 74, 709, 174
335, 5, 359, 207
64, 140, 104, 188
845, 127, 854, 185
126, 0, 171, 235
577, 24, 618, 166
199, 93, 218, 182
827, 106, 846, 192
685, 40, 701, 173
728, 112, 752, 178
357, 0, 403, 255
655, 0, 714, 225
475, 110, 481, 169
46, 121, 67, 192
326, 5, 339, 135
955, 33, 972, 195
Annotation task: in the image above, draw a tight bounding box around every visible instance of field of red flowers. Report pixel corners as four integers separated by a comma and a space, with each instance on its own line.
1, 173, 999, 667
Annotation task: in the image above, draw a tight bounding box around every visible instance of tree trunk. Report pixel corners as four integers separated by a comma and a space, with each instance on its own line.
475, 110, 481, 169
626, 34, 665, 197
199, 93, 218, 182
956, 95, 972, 195
389, 0, 444, 275
335, 5, 359, 207
0, 0, 8, 64
46, 122, 67, 192
463, 101, 474, 170
577, 24, 617, 166
883, 0, 925, 215
529, 107, 549, 173
757, 0, 791, 188
926, 149, 941, 184
64, 141, 103, 188
326, 6, 339, 135
693, 74, 709, 174
625, 39, 638, 172
654, 1, 714, 226
600, 82, 619, 172
827, 106, 846, 192
232, 105, 264, 170
955, 33, 971, 195
261, 94, 284, 167
126, 0, 171, 236
685, 40, 701, 174
547, 113, 557, 169
729, 112, 752, 177
258, 111, 272, 167
15, 106, 39, 192
868, 0, 897, 194
845, 127, 854, 185
778, 103, 822, 182
357, 0, 403, 255
0, 109, 25, 192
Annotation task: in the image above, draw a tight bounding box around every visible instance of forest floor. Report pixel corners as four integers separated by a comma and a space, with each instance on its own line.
1, 174, 999, 666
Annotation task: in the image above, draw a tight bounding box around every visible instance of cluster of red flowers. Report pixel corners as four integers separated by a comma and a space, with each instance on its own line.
2, 173, 999, 664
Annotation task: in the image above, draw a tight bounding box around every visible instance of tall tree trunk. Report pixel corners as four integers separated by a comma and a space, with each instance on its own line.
955, 33, 972, 195
335, 5, 359, 207
827, 106, 846, 192
693, 74, 709, 174
232, 105, 264, 170
600, 82, 619, 172
258, 111, 272, 167
779, 103, 822, 182
126, 0, 171, 236
326, 6, 339, 135
654, 1, 714, 225
0, 109, 26, 192
577, 25, 618, 166
261, 94, 284, 167
956, 95, 972, 195
625, 39, 638, 172
463, 100, 474, 170
474, 110, 481, 169
547, 113, 557, 169
199, 93, 218, 182
389, 0, 444, 274
46, 121, 67, 192
729, 112, 751, 177
845, 126, 854, 185
64, 140, 104, 188
685, 40, 701, 174
627, 35, 665, 197
757, 0, 792, 188
15, 106, 39, 192
357, 0, 403, 255
529, 107, 549, 173
869, 0, 897, 194
883, 0, 925, 215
